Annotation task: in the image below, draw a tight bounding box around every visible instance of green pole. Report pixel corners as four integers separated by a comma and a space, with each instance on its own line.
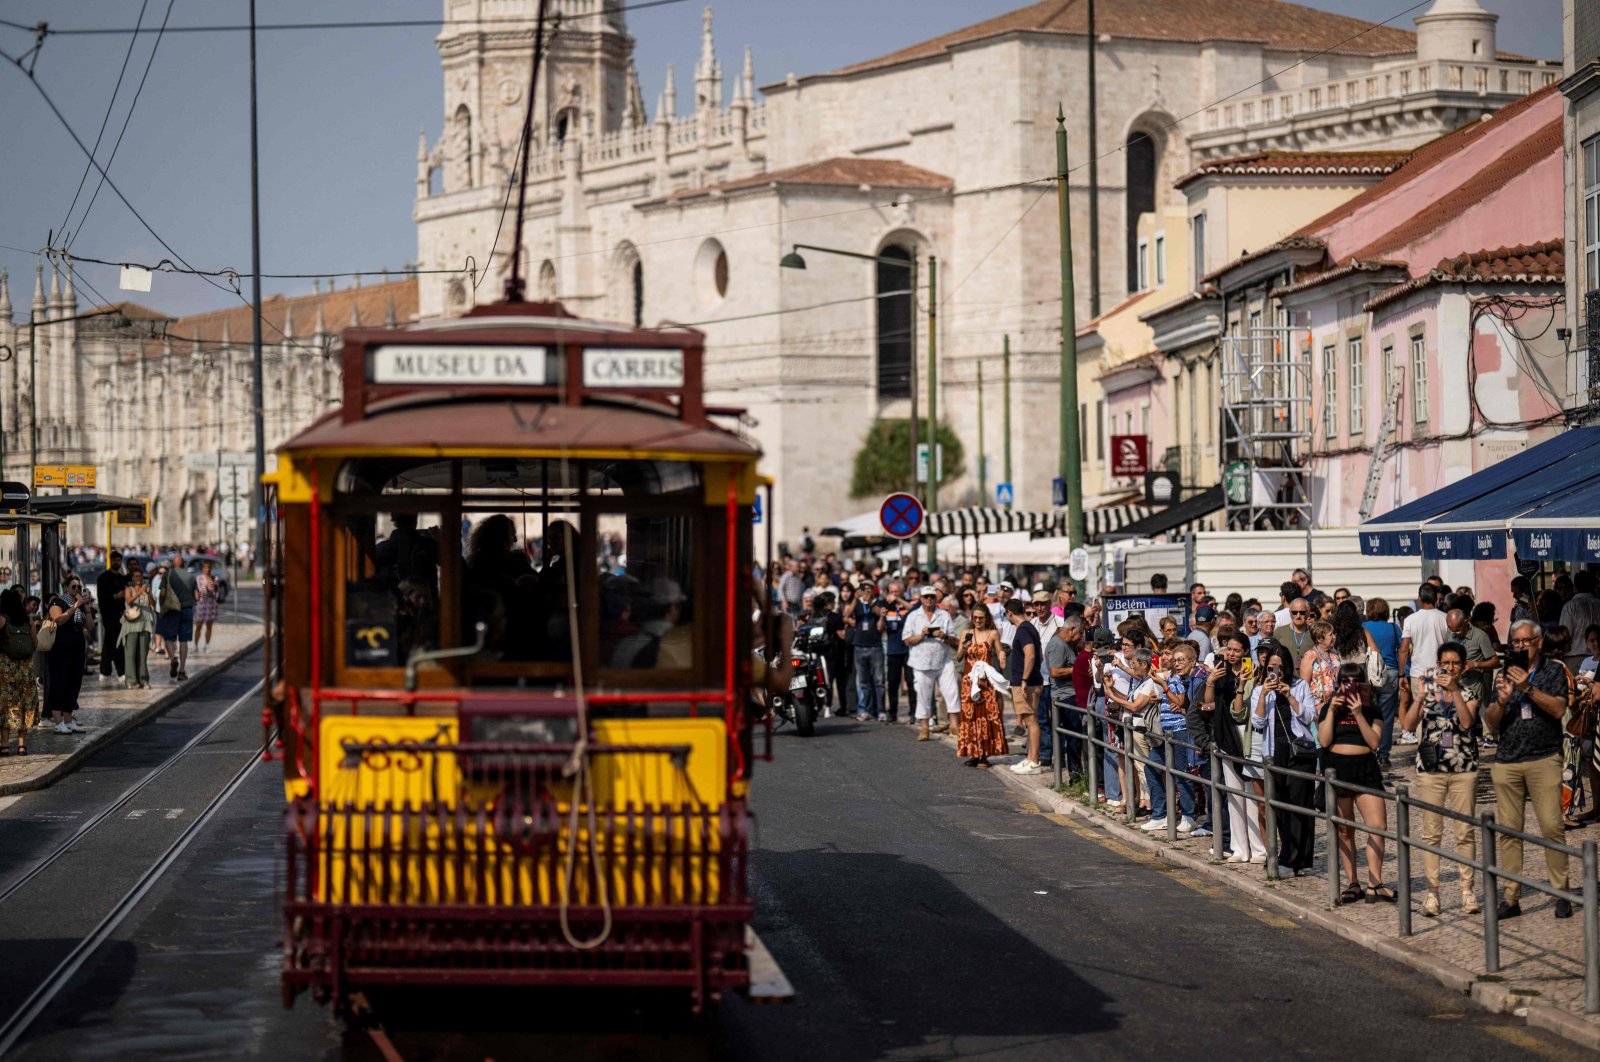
1056, 104, 1085, 582
907, 256, 919, 496
1002, 333, 1013, 504
977, 361, 986, 505
925, 255, 938, 571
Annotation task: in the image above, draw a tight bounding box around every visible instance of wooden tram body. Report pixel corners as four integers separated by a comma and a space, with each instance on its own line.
264, 302, 765, 1011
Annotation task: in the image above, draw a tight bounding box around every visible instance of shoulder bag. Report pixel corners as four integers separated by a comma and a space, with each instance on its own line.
35, 619, 57, 652
160, 578, 180, 615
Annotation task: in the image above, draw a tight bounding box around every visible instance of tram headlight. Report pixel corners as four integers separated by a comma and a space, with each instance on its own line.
472, 715, 580, 746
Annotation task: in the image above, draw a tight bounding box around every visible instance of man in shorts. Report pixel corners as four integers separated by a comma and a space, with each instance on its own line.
166, 560, 198, 681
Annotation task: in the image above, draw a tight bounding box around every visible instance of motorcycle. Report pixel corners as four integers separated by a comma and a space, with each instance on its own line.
770, 625, 831, 737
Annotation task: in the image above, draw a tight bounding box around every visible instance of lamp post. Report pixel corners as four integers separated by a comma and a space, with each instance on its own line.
780, 243, 934, 558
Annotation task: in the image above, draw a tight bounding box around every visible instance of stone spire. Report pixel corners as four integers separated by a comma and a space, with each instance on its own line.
416, 127, 431, 197
349, 297, 362, 327
625, 58, 647, 128
48, 260, 62, 316
0, 270, 11, 322
694, 7, 720, 111
282, 299, 294, 339
313, 298, 326, 337
662, 63, 676, 120
61, 262, 76, 313
31, 262, 46, 319
742, 45, 754, 104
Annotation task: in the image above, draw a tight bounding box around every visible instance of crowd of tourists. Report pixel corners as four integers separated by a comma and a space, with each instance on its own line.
768, 552, 1600, 923
0, 550, 227, 756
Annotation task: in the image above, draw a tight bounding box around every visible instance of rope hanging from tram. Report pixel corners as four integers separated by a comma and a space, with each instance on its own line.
556, 443, 613, 950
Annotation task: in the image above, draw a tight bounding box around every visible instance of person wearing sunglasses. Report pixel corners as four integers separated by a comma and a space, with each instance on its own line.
1273, 600, 1314, 668
1484, 620, 1573, 920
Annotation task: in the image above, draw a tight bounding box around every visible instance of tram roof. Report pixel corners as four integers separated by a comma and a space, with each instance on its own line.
280, 397, 759, 460
322, 301, 744, 447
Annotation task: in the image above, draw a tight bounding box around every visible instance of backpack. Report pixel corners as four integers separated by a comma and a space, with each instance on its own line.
160, 575, 180, 615
3, 620, 33, 660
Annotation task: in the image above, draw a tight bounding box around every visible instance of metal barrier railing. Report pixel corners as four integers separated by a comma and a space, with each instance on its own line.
1047, 697, 1600, 1013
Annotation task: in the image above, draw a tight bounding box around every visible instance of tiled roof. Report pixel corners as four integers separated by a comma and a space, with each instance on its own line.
1198, 234, 1325, 285
1271, 257, 1409, 298
1291, 82, 1561, 239
1343, 114, 1561, 262
1075, 289, 1153, 337
1365, 240, 1563, 311
149, 277, 419, 355
1136, 284, 1220, 325
811, 0, 1417, 81
87, 301, 174, 322
642, 158, 953, 205
1175, 150, 1411, 189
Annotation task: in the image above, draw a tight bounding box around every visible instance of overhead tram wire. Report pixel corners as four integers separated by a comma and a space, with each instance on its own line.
0, 0, 689, 37
0, 41, 233, 296
52, 0, 149, 246
67, 0, 179, 252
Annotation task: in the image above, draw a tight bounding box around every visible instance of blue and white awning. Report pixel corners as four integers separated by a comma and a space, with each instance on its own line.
1358, 427, 1600, 556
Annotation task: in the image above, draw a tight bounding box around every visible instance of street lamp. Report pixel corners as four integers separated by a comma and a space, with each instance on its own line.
778, 242, 938, 567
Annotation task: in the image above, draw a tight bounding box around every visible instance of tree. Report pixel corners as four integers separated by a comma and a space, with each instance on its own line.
850, 419, 965, 500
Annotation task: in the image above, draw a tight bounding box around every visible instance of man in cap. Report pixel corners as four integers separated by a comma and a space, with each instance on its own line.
1186, 604, 1216, 663
902, 586, 960, 741
1031, 590, 1062, 765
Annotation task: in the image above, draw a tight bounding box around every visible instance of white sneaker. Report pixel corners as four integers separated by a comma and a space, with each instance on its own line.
1177, 816, 1197, 834
1249, 854, 1268, 864
1009, 759, 1040, 774
1397, 730, 1419, 745
1226, 852, 1250, 863
1140, 817, 1168, 832
52, 723, 71, 734
67, 722, 85, 733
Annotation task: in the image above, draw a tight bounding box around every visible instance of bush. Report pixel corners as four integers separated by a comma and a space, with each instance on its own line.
850, 419, 965, 500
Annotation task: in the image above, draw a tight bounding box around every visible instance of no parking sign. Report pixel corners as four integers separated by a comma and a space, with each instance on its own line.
879, 493, 924, 540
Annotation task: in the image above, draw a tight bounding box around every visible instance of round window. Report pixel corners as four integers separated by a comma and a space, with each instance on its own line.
695, 239, 729, 305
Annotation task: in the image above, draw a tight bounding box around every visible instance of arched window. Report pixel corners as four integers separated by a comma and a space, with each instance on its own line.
613, 242, 643, 326
1125, 132, 1158, 295
452, 104, 474, 190
555, 107, 577, 144
538, 260, 557, 300
875, 245, 913, 400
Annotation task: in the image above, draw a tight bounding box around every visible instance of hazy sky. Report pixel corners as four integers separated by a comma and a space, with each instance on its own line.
0, 0, 1562, 320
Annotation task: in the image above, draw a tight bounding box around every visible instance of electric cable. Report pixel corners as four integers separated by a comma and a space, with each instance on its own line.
66, 0, 178, 252
53, 0, 148, 246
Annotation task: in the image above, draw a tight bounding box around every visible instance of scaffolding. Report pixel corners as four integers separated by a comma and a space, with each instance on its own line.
1220, 326, 1313, 530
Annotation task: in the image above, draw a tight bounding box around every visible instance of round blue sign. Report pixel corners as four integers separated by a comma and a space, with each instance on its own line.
880, 493, 924, 540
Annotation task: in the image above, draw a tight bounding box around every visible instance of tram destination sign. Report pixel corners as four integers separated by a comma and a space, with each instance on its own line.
369, 344, 550, 387
582, 347, 685, 389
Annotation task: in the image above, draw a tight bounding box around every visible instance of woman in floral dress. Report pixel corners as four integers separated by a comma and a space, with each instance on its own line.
0, 589, 34, 754
956, 605, 1009, 768
194, 560, 221, 653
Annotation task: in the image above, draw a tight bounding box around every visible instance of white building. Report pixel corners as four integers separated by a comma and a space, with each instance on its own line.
415, 0, 1549, 547
0, 0, 1553, 551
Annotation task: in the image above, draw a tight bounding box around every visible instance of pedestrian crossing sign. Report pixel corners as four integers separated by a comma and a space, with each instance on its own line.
995, 482, 1014, 507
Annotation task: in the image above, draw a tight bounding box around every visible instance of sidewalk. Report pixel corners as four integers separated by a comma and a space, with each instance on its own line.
0, 620, 264, 797
945, 730, 1600, 1052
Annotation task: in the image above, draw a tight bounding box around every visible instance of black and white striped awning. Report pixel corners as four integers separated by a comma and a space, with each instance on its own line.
925, 508, 1059, 537
1084, 503, 1154, 543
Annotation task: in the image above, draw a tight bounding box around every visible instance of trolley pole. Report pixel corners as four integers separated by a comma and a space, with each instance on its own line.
1056, 106, 1085, 581
248, 0, 267, 579
1087, 0, 1101, 318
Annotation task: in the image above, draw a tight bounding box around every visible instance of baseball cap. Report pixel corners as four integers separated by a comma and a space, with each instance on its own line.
1195, 605, 1217, 621
1092, 628, 1116, 649
1031, 590, 1051, 603
917, 585, 938, 598
998, 581, 1015, 592
1032, 582, 1046, 593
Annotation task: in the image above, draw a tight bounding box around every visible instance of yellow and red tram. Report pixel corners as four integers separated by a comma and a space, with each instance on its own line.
264, 301, 770, 1012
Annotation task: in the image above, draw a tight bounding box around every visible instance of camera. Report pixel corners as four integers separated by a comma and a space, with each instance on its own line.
1504, 649, 1529, 672
1264, 664, 1282, 685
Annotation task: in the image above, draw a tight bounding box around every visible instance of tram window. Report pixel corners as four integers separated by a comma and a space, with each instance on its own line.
340, 510, 444, 668
597, 512, 695, 672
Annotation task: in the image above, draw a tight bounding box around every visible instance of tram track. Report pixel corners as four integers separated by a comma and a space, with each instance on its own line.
0, 730, 272, 1056
0, 678, 263, 908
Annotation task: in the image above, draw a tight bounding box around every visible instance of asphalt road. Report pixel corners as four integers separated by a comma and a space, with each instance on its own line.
3, 707, 1591, 1060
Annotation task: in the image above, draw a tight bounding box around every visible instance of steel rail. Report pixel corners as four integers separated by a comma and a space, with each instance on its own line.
0, 726, 275, 1055
0, 676, 264, 908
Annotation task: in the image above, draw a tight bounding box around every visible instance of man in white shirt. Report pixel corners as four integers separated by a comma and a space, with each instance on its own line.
902, 586, 961, 739
1399, 582, 1452, 701
993, 581, 1017, 648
